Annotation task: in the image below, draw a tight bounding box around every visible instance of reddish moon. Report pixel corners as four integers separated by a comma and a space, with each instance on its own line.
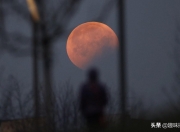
66, 22, 119, 69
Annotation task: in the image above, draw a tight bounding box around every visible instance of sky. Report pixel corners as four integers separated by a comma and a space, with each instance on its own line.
0, 0, 180, 119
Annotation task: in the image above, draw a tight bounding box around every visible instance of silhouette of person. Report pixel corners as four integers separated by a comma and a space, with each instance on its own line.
79, 68, 108, 131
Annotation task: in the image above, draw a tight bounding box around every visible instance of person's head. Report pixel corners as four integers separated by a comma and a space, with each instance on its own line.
87, 67, 99, 82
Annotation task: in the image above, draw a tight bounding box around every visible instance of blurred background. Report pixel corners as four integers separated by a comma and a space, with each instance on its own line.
0, 0, 180, 132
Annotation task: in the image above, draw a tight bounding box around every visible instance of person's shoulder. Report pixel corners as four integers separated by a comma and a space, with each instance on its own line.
80, 82, 88, 91
98, 82, 107, 90
98, 81, 106, 87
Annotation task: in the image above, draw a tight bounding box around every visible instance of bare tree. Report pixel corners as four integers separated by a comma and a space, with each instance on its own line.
52, 80, 81, 132
0, 0, 119, 131
0, 75, 35, 132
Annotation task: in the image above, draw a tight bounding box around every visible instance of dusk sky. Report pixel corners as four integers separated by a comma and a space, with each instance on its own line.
0, 0, 180, 119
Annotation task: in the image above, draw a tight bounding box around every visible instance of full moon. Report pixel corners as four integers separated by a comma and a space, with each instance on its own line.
66, 22, 119, 69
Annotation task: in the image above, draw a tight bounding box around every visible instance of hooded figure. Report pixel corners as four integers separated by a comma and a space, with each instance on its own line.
79, 68, 108, 130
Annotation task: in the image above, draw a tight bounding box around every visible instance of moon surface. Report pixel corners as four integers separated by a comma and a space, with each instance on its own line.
66, 22, 119, 69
